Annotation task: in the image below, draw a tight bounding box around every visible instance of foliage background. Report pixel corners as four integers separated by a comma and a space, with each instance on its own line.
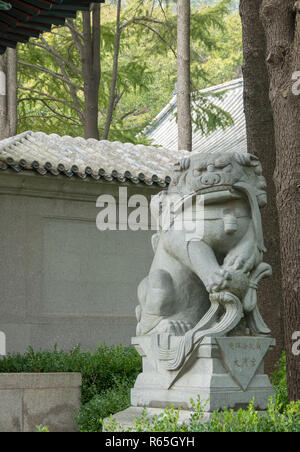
17, 0, 242, 143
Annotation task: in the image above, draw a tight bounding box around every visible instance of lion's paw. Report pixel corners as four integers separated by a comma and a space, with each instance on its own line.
224, 248, 261, 274
219, 268, 250, 300
208, 269, 232, 293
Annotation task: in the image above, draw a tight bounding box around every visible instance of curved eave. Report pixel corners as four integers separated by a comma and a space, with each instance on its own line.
0, 158, 170, 189
0, 0, 105, 54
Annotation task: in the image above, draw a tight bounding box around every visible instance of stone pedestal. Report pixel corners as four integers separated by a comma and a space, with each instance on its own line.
132, 335, 275, 412
106, 335, 275, 431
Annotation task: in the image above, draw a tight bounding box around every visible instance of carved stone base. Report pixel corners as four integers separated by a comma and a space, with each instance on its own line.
131, 336, 275, 413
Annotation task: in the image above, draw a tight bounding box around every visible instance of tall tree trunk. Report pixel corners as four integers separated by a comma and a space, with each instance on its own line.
0, 48, 17, 139
239, 0, 284, 374
82, 4, 101, 140
102, 0, 122, 141
260, 0, 300, 401
177, 0, 192, 151
0, 54, 6, 138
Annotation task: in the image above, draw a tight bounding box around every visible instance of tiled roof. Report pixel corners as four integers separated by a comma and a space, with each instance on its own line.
144, 79, 247, 154
0, 131, 190, 187
0, 1, 105, 55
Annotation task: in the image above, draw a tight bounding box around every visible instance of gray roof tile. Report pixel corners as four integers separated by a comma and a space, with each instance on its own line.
0, 131, 189, 187
0, 80, 246, 187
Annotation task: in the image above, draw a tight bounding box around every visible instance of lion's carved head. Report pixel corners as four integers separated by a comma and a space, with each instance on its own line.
170, 152, 267, 207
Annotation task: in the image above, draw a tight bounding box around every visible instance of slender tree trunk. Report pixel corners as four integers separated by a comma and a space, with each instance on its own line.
177, 0, 192, 151
82, 4, 101, 140
260, 0, 300, 401
0, 54, 6, 138
102, 0, 122, 140
0, 48, 17, 139
239, 0, 284, 374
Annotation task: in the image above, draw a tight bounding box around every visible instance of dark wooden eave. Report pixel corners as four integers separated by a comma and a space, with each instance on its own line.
0, 1, 105, 54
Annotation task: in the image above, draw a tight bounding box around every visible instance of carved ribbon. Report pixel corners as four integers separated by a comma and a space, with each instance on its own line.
152, 292, 243, 388
233, 181, 266, 252
243, 262, 272, 335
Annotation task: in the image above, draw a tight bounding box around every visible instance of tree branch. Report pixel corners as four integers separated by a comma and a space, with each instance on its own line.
19, 87, 84, 118
18, 61, 83, 91
27, 40, 83, 77
157, 0, 177, 44
120, 107, 149, 121
39, 36, 83, 114
120, 16, 164, 31
131, 20, 177, 58
102, 0, 122, 140
65, 19, 84, 54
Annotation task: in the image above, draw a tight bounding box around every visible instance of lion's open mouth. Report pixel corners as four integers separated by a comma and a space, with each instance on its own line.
195, 184, 234, 195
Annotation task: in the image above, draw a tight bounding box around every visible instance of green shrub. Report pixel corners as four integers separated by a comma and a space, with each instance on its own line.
0, 344, 142, 404
35, 425, 50, 432
76, 378, 132, 432
270, 352, 289, 411
104, 397, 300, 433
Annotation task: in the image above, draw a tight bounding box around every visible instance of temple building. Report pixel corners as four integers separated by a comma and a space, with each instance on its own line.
144, 78, 246, 154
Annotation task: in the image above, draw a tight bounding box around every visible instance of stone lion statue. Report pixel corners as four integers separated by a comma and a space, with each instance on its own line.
135, 151, 272, 371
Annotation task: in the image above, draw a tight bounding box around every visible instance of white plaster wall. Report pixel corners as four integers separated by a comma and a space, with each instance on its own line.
0, 172, 159, 353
